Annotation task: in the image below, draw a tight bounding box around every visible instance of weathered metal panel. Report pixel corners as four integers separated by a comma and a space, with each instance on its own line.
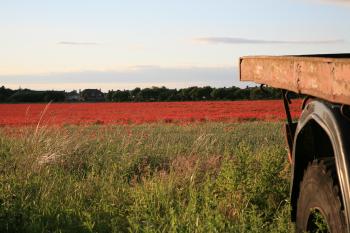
334, 61, 350, 104
240, 57, 298, 92
297, 59, 334, 101
240, 56, 350, 105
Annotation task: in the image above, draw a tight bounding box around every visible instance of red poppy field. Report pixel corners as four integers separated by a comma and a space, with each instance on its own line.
0, 100, 302, 126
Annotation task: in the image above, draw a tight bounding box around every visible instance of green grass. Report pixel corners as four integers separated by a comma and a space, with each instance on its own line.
0, 122, 294, 232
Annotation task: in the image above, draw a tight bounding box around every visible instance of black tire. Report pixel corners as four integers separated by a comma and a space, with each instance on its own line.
296, 158, 347, 233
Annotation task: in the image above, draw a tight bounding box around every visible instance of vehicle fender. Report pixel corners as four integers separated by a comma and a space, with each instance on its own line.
291, 100, 350, 232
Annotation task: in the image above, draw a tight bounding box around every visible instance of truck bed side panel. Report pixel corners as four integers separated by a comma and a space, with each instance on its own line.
240, 56, 350, 105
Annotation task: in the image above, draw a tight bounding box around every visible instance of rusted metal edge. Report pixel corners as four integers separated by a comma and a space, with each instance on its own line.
239, 55, 350, 105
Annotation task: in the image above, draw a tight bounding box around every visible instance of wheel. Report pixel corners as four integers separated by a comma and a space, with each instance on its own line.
296, 158, 347, 233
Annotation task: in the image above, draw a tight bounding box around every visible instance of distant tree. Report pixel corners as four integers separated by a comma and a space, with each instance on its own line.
0, 86, 16, 102
165, 89, 179, 101
187, 86, 199, 100
269, 88, 282, 99
210, 88, 227, 100
7, 90, 45, 102
178, 87, 195, 101
224, 86, 240, 100
112, 90, 130, 102
138, 88, 152, 101
131, 87, 141, 100
106, 90, 114, 101
198, 86, 213, 100
44, 91, 65, 102
235, 88, 250, 100
249, 88, 265, 100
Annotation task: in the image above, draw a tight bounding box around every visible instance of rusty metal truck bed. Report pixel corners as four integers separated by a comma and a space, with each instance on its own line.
239, 54, 350, 105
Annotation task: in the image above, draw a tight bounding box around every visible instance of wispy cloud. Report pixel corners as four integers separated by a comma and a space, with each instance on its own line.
318, 0, 350, 4
57, 41, 99, 46
332, 0, 350, 2
195, 37, 344, 45
305, 0, 350, 6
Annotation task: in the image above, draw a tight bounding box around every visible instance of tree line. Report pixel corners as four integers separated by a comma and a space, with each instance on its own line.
0, 86, 65, 103
106, 86, 283, 102
0, 85, 289, 103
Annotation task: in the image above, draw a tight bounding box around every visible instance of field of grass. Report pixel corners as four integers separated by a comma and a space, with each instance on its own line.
0, 122, 294, 232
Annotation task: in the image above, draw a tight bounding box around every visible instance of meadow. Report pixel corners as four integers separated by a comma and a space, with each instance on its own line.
0, 122, 294, 232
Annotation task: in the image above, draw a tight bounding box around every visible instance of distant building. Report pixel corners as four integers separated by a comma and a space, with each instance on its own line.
65, 90, 80, 102
80, 89, 105, 102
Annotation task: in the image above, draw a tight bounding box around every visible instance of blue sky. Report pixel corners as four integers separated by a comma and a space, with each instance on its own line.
1, 0, 350, 91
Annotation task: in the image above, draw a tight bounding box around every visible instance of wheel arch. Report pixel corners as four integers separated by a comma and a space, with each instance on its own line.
290, 99, 350, 232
